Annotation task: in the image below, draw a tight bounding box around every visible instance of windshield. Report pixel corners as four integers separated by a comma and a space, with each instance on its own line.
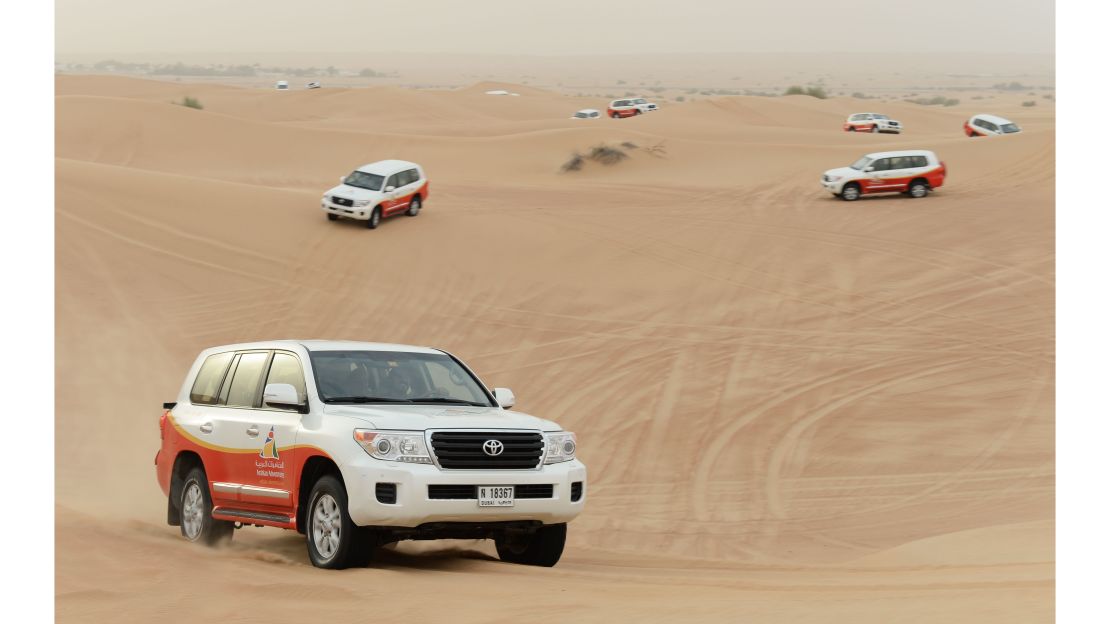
574, 112, 588, 118
850, 156, 873, 170
342, 171, 384, 191
1000, 123, 1021, 133
632, 98, 646, 104
309, 350, 495, 406
872, 114, 888, 120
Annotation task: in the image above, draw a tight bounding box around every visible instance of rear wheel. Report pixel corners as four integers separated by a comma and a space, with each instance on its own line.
326, 213, 338, 221
366, 206, 382, 229
840, 183, 861, 201
847, 126, 856, 132
870, 125, 879, 133
179, 467, 234, 546
406, 196, 422, 217
495, 523, 566, 567
908, 180, 929, 198
306, 475, 373, 569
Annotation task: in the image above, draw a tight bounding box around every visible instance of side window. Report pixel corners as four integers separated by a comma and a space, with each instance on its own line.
869, 158, 891, 172
190, 352, 234, 405
912, 156, 928, 168
987, 121, 999, 132
403, 169, 418, 186
224, 352, 269, 408
264, 352, 307, 406
888, 156, 908, 170
385, 174, 400, 190
974, 119, 987, 129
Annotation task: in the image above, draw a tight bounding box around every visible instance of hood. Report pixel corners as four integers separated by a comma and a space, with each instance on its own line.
321, 404, 563, 432
823, 166, 857, 178
324, 184, 383, 200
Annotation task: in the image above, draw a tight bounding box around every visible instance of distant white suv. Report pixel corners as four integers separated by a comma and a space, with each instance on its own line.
156, 341, 586, 569
843, 113, 903, 134
607, 97, 658, 118
821, 149, 947, 201
964, 114, 1021, 137
321, 160, 429, 229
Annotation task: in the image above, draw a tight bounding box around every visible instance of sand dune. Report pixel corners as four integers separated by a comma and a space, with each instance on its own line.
55, 74, 1054, 622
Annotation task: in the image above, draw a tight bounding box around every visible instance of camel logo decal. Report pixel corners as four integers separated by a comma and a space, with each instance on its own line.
260, 426, 280, 459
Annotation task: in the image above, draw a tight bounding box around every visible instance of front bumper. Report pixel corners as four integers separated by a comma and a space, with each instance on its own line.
821, 178, 845, 194
341, 457, 587, 527
322, 199, 372, 220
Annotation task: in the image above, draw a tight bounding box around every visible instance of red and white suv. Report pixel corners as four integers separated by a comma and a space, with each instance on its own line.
821, 150, 946, 201
844, 113, 903, 134
607, 97, 658, 118
321, 160, 429, 229
964, 114, 1021, 137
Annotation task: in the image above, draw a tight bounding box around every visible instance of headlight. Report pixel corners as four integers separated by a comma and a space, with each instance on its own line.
543, 432, 577, 464
354, 199, 371, 207
353, 430, 432, 464
826, 175, 842, 182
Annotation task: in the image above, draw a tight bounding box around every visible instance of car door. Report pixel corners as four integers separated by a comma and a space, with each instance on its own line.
862, 157, 892, 192
237, 350, 306, 509
203, 350, 293, 512
393, 169, 417, 212
382, 173, 403, 215
878, 155, 916, 191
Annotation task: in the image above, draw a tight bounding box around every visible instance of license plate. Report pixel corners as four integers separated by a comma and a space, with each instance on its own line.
477, 486, 514, 507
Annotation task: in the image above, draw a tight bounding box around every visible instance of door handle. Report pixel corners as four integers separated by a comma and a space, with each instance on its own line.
246, 426, 260, 437
199, 422, 213, 434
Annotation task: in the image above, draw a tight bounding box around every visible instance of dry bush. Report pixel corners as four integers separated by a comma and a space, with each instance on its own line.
561, 153, 585, 172
588, 145, 628, 165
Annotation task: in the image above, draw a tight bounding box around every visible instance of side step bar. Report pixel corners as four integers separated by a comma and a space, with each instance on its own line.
212, 507, 295, 529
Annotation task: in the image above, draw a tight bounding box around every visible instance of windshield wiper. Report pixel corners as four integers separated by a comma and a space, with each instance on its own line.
322, 396, 412, 404
408, 397, 488, 406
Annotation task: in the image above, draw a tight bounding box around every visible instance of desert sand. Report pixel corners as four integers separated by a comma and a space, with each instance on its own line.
55, 73, 1054, 622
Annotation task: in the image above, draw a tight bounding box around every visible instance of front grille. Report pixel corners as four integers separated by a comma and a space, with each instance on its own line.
428, 484, 554, 499
375, 483, 397, 504
331, 196, 353, 206
429, 431, 544, 469
570, 481, 583, 502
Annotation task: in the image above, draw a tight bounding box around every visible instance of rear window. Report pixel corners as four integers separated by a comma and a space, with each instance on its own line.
190, 352, 234, 405
911, 155, 928, 168
224, 352, 270, 408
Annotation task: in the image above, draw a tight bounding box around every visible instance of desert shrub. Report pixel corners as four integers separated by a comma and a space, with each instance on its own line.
675, 95, 686, 102
620, 141, 638, 150
561, 153, 585, 173
1022, 100, 1037, 107
1042, 94, 1054, 100
588, 145, 628, 165
359, 68, 386, 77
993, 81, 1028, 91
851, 92, 867, 99
905, 95, 959, 107
783, 85, 827, 99
177, 96, 203, 110
617, 80, 626, 85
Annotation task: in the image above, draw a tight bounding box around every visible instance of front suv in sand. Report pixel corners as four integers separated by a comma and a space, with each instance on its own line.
322, 160, 429, 229
155, 340, 586, 569
821, 150, 946, 201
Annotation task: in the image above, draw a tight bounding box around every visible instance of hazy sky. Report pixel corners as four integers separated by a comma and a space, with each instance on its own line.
56, 0, 1054, 58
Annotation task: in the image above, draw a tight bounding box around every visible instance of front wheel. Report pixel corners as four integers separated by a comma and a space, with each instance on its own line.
495, 523, 566, 567
870, 125, 879, 133
908, 181, 929, 198
366, 207, 382, 229
306, 475, 373, 569
840, 183, 861, 201
326, 213, 338, 221
179, 467, 234, 546
406, 196, 422, 217
847, 126, 857, 132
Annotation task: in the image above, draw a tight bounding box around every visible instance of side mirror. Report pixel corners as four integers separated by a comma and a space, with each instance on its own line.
263, 383, 304, 411
494, 387, 516, 409
385, 185, 396, 192
864, 166, 875, 172
339, 176, 346, 184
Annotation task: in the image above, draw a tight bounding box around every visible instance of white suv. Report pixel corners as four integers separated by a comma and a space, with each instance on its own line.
155, 341, 586, 569
321, 160, 429, 229
821, 150, 947, 201
607, 97, 658, 118
843, 112, 903, 134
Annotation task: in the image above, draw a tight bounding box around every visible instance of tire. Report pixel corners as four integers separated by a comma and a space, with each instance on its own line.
305, 475, 373, 569
495, 523, 566, 567
870, 125, 879, 133
366, 206, 382, 229
406, 196, 422, 217
840, 183, 861, 201
908, 180, 929, 198
610, 112, 619, 119
179, 467, 234, 546
847, 126, 856, 132
327, 213, 338, 221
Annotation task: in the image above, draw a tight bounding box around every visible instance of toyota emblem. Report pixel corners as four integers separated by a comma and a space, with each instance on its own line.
482, 439, 505, 456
